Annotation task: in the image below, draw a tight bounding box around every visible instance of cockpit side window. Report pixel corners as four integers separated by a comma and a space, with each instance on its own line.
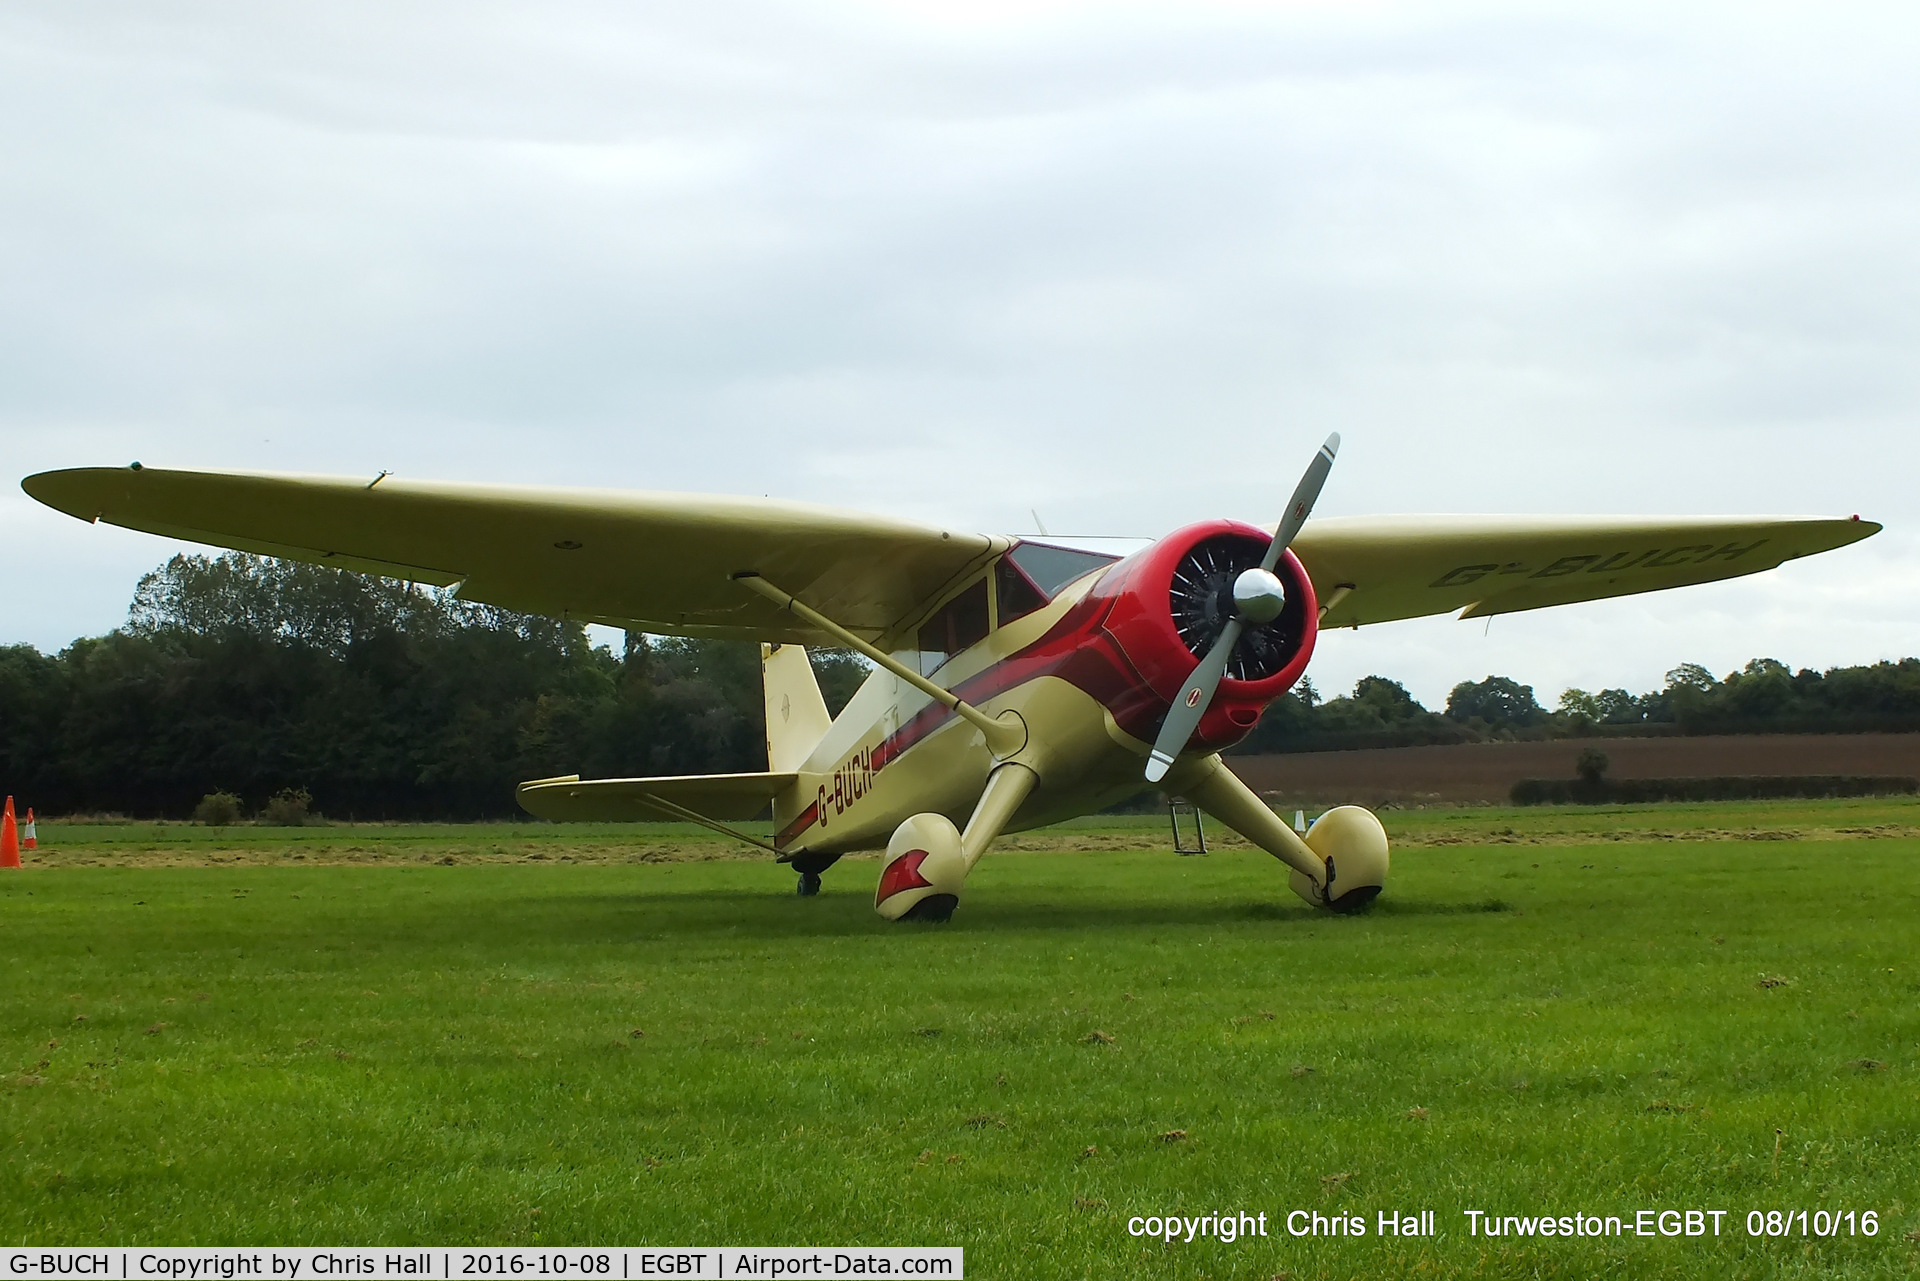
917, 577, 989, 673
1006, 543, 1120, 598
995, 556, 1047, 627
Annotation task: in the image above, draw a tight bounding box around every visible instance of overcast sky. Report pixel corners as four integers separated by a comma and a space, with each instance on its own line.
4, 1, 1916, 708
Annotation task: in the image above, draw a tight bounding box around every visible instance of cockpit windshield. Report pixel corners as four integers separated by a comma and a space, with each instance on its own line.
1007, 542, 1120, 598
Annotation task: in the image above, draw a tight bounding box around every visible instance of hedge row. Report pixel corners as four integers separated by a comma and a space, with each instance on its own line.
1509, 775, 1919, 805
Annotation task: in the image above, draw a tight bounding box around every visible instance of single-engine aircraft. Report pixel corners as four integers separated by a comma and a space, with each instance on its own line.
23, 441, 1880, 920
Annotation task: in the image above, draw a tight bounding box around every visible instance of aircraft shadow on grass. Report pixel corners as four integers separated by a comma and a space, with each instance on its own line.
524, 888, 1519, 943
114, 889, 1520, 962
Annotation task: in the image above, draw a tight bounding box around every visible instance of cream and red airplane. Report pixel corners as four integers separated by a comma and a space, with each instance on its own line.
23, 442, 1879, 921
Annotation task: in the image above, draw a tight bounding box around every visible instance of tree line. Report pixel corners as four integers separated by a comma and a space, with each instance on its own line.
1237, 658, 1920, 754
3, 552, 1917, 818
0, 553, 862, 819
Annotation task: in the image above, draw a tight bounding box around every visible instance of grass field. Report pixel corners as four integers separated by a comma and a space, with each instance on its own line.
4, 800, 1918, 1279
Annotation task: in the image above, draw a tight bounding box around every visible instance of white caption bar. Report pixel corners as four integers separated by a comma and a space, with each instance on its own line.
3, 1250, 962, 1281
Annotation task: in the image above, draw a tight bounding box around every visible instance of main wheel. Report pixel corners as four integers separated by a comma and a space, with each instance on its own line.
796, 870, 822, 897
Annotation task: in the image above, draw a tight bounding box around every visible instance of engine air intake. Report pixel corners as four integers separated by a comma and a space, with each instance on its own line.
1169, 533, 1312, 682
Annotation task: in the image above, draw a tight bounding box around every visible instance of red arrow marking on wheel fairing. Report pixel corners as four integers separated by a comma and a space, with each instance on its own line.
876, 849, 934, 902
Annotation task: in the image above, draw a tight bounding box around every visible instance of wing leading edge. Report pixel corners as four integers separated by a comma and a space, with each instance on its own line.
1290, 514, 1880, 628
22, 466, 1004, 648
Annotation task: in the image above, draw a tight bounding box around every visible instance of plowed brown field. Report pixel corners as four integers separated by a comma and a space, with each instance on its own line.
1227, 731, 1920, 805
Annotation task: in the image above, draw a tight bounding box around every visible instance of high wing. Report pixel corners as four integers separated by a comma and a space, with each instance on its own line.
23, 468, 1880, 641
516, 772, 793, 823
22, 466, 1004, 647
1290, 514, 1880, 628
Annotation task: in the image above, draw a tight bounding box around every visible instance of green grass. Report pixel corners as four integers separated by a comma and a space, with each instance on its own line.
4, 801, 1918, 1279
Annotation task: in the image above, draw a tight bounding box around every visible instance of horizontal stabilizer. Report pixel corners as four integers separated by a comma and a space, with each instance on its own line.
516, 772, 796, 823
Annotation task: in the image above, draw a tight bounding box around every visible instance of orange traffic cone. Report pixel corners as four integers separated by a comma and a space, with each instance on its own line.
1, 796, 18, 869
22, 808, 36, 850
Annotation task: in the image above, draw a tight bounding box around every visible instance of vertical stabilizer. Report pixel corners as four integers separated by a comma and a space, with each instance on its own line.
762, 643, 833, 772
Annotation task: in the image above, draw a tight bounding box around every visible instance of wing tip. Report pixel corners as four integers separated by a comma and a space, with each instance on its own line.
21, 466, 128, 520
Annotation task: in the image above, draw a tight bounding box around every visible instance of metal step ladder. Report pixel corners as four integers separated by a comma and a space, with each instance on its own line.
1167, 797, 1207, 855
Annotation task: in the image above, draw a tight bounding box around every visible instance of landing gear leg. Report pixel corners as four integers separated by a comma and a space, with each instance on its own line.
1172, 754, 1389, 912
796, 870, 822, 897
874, 763, 1039, 922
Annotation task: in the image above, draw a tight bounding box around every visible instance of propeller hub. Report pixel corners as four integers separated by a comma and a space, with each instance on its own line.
1232, 567, 1287, 623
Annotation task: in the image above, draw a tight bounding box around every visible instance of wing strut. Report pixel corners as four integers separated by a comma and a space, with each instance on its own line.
734, 572, 1026, 758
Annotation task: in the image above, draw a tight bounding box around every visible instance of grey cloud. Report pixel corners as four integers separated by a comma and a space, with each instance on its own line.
3, 1, 1914, 696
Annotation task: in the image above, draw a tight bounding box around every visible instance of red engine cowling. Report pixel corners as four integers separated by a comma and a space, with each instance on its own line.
1086, 519, 1318, 751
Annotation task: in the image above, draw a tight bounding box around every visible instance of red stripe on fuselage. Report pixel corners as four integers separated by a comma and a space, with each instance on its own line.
776, 800, 820, 848
789, 542, 1306, 846
788, 583, 1209, 846
865, 588, 1161, 772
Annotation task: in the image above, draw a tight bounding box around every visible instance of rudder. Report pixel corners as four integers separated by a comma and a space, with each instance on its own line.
762, 643, 833, 772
